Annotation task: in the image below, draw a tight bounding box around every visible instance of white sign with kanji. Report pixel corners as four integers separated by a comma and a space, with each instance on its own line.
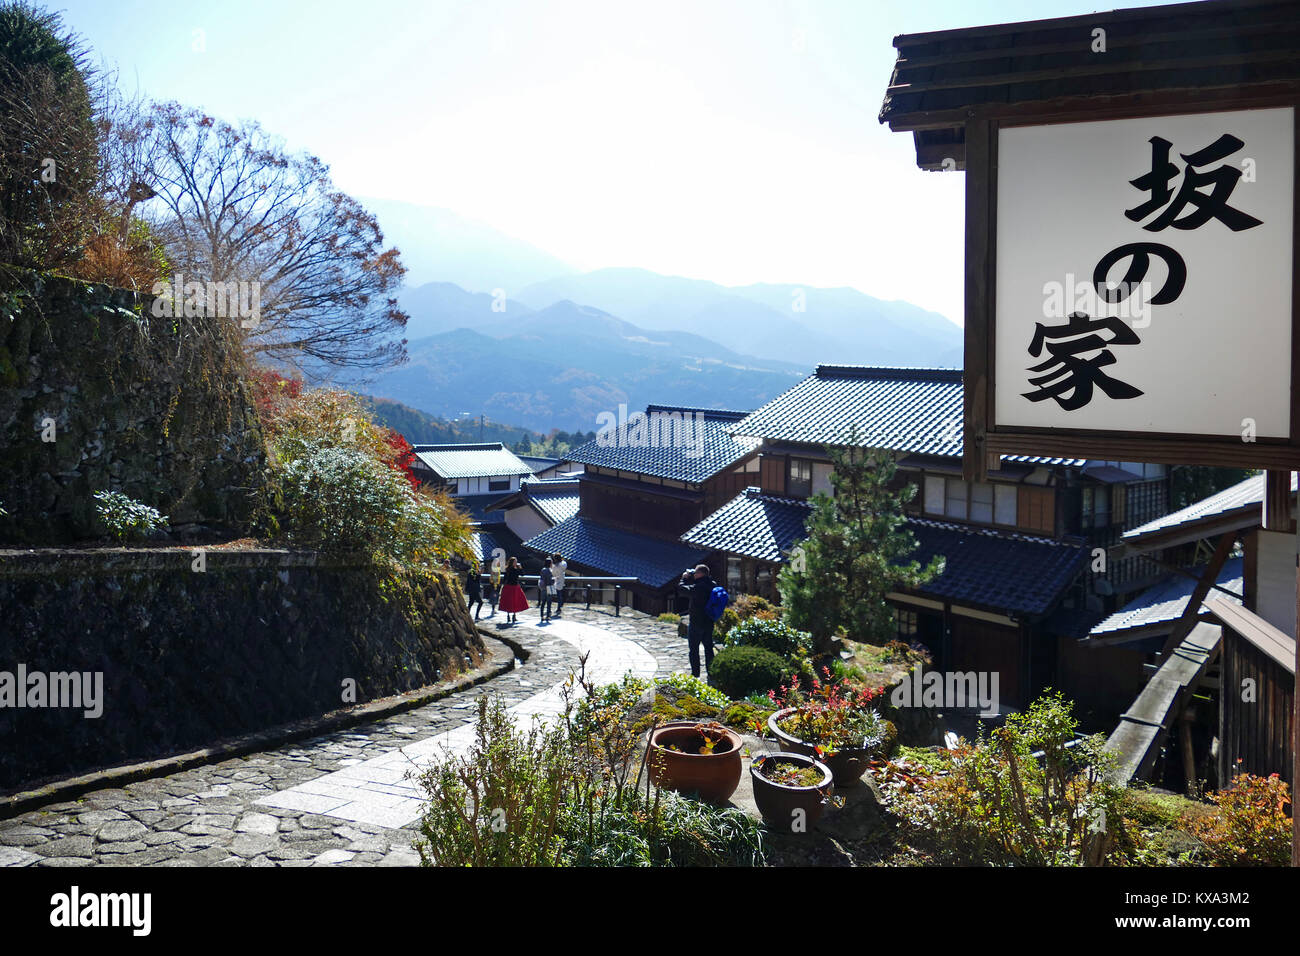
994, 107, 1295, 437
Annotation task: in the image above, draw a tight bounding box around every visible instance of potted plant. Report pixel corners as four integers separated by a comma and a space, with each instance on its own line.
749, 751, 835, 833
647, 719, 744, 805
762, 669, 887, 786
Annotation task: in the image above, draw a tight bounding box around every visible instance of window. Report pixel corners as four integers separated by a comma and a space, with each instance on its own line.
727, 557, 743, 589
1082, 486, 1111, 530
788, 459, 813, 498
995, 484, 1017, 526
945, 478, 968, 520
970, 482, 994, 523
488, 477, 511, 492
1018, 486, 1055, 534
924, 476, 945, 514
896, 608, 919, 640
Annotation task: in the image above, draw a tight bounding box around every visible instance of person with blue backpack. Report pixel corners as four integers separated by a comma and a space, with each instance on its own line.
678, 563, 729, 679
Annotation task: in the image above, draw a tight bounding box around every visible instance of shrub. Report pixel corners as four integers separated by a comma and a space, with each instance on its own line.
715, 606, 740, 637
415, 689, 767, 867
92, 490, 166, 542
708, 645, 788, 700
883, 691, 1132, 866
732, 593, 778, 621
262, 385, 473, 566
657, 612, 681, 625
724, 616, 815, 658
414, 696, 572, 867
655, 673, 730, 708
275, 445, 411, 553
0, 1, 99, 272
1192, 772, 1292, 867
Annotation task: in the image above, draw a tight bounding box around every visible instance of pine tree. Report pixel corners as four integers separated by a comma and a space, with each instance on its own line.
778, 429, 944, 651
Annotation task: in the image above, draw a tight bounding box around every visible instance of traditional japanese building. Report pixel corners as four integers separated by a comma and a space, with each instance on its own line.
681, 365, 1178, 714
1095, 472, 1298, 787
520, 404, 761, 612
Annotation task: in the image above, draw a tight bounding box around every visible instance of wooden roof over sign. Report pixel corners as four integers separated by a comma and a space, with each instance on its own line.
879, 0, 1300, 170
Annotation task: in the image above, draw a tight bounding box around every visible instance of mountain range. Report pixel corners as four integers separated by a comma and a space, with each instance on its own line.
356, 199, 964, 433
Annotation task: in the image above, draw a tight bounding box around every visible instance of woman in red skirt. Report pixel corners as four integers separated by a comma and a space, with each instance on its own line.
498, 556, 530, 624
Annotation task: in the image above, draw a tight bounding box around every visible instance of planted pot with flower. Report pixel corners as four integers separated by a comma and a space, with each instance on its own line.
749, 751, 837, 833
647, 719, 743, 805
760, 669, 887, 786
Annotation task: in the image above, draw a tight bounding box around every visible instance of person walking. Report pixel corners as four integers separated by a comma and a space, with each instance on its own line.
487, 559, 502, 616
551, 553, 568, 617
498, 556, 529, 624
465, 561, 484, 620
678, 563, 717, 679
538, 558, 555, 623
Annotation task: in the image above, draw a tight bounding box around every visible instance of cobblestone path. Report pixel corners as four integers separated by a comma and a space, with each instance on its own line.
0, 606, 689, 867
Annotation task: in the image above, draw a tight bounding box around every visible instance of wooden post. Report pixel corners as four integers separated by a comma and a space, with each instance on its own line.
1158, 531, 1235, 661
1179, 706, 1199, 798
962, 117, 993, 484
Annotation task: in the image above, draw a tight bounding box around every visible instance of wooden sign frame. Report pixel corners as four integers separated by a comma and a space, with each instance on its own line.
963, 92, 1300, 481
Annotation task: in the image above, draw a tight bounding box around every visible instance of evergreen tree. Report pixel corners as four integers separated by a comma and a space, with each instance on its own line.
0, 1, 98, 271
778, 430, 944, 651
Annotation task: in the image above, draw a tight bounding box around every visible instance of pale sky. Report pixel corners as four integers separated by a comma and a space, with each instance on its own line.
57, 0, 1176, 325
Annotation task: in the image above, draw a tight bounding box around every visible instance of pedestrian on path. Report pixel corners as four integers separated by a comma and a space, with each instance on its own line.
499, 556, 529, 624
678, 563, 717, 678
465, 561, 483, 620
487, 559, 501, 616
538, 558, 555, 623
551, 552, 568, 616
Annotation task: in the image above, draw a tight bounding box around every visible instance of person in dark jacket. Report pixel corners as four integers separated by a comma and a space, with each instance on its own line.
465, 562, 483, 620
678, 563, 717, 678
538, 558, 555, 623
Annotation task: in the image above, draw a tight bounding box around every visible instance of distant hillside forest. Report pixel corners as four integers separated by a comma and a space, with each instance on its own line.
362, 396, 593, 457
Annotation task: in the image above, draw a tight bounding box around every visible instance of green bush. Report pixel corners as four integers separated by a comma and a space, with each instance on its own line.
92, 490, 166, 542
415, 692, 767, 867
1192, 773, 1292, 867
655, 673, 730, 708
276, 445, 410, 553
657, 612, 681, 625
723, 616, 815, 658
708, 645, 788, 700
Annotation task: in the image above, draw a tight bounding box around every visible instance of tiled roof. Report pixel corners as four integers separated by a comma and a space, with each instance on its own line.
681, 487, 813, 563
732, 365, 1083, 465
907, 517, 1088, 617
450, 493, 511, 524
682, 488, 1086, 617
469, 526, 525, 567
1091, 558, 1245, 639
412, 442, 534, 480
525, 480, 580, 525
1122, 473, 1285, 544
564, 405, 759, 484
519, 455, 563, 473
523, 516, 706, 589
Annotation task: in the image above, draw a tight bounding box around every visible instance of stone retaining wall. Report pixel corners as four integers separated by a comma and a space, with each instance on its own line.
0, 274, 266, 543
0, 547, 483, 791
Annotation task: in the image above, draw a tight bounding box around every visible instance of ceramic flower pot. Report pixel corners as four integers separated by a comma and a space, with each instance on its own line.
647, 720, 744, 805
767, 707, 873, 787
749, 751, 835, 833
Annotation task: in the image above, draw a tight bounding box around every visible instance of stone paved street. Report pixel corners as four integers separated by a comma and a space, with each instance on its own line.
0, 606, 691, 867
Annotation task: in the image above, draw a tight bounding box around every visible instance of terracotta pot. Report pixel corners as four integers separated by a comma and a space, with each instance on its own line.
749, 752, 834, 833
767, 707, 873, 787
647, 720, 744, 805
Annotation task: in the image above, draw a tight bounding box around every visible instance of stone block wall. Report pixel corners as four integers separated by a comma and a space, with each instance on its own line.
0, 548, 484, 790
0, 274, 266, 543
